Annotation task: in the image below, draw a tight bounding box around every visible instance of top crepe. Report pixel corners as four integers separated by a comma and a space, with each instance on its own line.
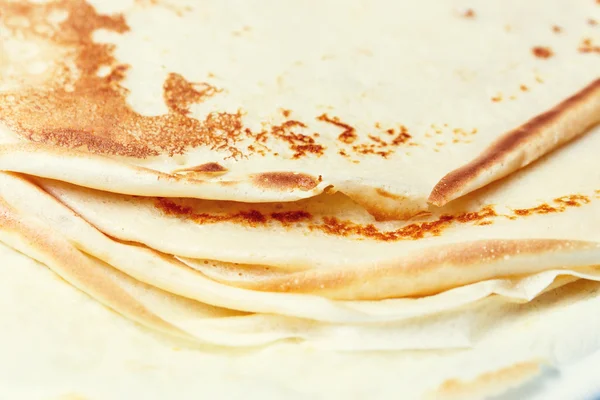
0, 0, 599, 218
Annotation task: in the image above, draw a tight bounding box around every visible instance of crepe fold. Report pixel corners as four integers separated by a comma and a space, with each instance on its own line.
2, 0, 600, 398
0, 0, 599, 218
24, 126, 600, 301
3, 172, 600, 398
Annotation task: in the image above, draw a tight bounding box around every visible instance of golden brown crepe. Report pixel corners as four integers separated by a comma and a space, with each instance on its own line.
0, 0, 599, 218
34, 125, 600, 300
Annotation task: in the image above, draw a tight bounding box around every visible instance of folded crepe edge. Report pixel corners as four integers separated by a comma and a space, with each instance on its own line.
182, 239, 600, 300
429, 78, 600, 208
0, 196, 193, 341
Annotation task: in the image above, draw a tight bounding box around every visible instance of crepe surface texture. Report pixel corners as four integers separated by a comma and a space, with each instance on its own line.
35, 124, 600, 300
0, 0, 599, 219
2, 0, 600, 399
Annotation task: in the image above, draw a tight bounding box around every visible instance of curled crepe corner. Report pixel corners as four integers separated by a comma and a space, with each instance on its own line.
429, 78, 600, 207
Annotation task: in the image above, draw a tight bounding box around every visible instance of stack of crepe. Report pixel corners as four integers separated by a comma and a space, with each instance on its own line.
1, 0, 600, 398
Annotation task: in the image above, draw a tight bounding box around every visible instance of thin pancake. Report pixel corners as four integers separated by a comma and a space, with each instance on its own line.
0, 202, 484, 351
0, 0, 599, 218
36, 126, 600, 299
1, 172, 600, 324
179, 258, 583, 299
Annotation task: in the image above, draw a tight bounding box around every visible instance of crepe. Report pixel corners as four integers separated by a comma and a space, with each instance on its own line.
4, 237, 600, 399
8, 172, 600, 354
0, 183, 595, 390
0, 171, 596, 327
34, 123, 600, 300
0, 0, 599, 219
3, 0, 600, 396
0, 197, 495, 351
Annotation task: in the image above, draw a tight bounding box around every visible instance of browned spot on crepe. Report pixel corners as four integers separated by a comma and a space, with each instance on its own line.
173, 162, 228, 174
156, 191, 595, 241
163, 73, 220, 115
513, 194, 590, 215
532, 46, 554, 59
0, 1, 327, 161
579, 38, 600, 54
462, 9, 475, 18
254, 120, 325, 159
155, 198, 310, 227
317, 113, 357, 144
0, 1, 254, 158
251, 172, 320, 191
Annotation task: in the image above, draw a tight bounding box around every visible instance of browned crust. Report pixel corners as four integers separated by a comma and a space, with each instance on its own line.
532, 46, 554, 59
426, 360, 543, 400
251, 172, 319, 191
429, 78, 600, 207
0, 1, 248, 159
375, 188, 405, 200
0, 141, 196, 179
163, 73, 220, 115
172, 162, 228, 174
199, 239, 599, 300
0, 143, 323, 198
0, 1, 326, 161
